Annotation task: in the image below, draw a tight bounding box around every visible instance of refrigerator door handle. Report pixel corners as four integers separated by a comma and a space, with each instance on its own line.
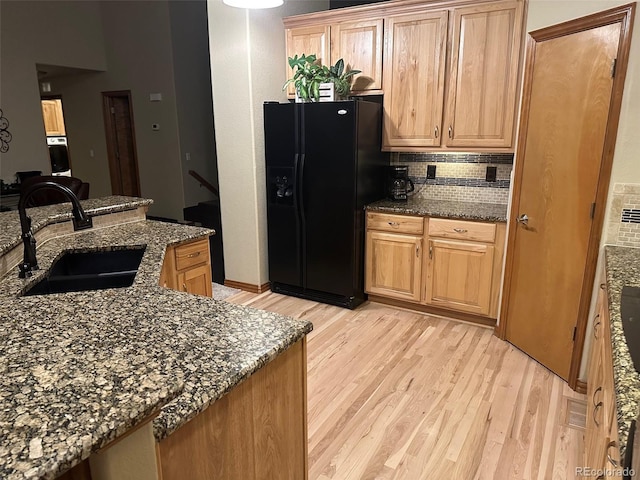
298, 152, 307, 225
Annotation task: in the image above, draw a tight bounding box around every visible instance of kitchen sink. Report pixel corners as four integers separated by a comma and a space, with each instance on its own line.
22, 247, 146, 296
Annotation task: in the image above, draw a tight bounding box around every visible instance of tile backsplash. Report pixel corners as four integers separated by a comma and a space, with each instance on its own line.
605, 183, 640, 248
392, 152, 514, 204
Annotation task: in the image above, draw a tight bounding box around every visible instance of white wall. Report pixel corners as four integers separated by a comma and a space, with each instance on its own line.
207, 0, 328, 286
0, 1, 216, 221
526, 0, 640, 381
169, 0, 218, 208
0, 0, 106, 182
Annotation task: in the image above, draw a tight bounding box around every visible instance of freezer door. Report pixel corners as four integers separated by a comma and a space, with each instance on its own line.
264, 102, 302, 287
300, 102, 357, 297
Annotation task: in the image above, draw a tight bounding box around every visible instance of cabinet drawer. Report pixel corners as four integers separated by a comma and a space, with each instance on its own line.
174, 239, 209, 271
428, 218, 496, 243
367, 212, 424, 234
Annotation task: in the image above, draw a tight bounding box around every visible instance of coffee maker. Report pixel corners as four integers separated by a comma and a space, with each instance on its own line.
387, 165, 414, 201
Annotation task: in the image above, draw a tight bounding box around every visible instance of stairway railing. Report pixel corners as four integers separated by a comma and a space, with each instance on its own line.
188, 170, 219, 198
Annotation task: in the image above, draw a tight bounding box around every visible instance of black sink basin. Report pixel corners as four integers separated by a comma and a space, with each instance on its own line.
23, 247, 146, 296
621, 285, 640, 373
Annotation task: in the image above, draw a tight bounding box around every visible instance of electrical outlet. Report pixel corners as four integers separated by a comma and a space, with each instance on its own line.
427, 165, 436, 179
486, 166, 497, 182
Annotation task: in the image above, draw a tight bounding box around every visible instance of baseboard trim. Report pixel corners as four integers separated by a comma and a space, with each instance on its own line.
224, 280, 271, 294
367, 294, 497, 328
575, 380, 587, 394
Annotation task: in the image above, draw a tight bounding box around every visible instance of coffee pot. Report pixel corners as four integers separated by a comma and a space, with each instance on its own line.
387, 165, 414, 201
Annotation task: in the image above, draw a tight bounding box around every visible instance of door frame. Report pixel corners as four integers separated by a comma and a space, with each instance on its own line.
101, 90, 142, 196
496, 4, 636, 391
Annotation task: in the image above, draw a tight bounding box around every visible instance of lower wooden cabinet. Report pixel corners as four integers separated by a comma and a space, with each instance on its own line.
160, 237, 213, 297
425, 238, 494, 316
585, 270, 622, 477
365, 230, 423, 302
365, 212, 506, 320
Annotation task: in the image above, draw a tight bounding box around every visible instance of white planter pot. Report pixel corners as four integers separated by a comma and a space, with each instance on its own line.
295, 82, 335, 103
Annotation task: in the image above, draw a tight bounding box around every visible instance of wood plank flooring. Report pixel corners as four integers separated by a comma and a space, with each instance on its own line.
227, 291, 585, 479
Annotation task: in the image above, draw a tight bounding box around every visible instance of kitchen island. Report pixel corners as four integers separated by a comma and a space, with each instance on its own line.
0, 196, 312, 480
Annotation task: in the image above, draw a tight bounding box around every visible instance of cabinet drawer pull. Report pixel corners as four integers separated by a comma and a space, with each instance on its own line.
453, 228, 468, 233
183, 283, 188, 291
416, 244, 420, 258
434, 126, 439, 138
186, 251, 201, 258
593, 386, 602, 407
593, 314, 601, 339
606, 441, 619, 467
388, 221, 400, 227
593, 401, 603, 427
448, 125, 453, 138
429, 241, 433, 260
600, 283, 606, 290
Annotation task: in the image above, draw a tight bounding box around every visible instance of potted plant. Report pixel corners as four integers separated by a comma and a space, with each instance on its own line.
283, 54, 361, 102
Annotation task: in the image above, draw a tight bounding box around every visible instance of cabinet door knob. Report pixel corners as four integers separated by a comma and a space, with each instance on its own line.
516, 214, 529, 226
593, 386, 602, 407
593, 401, 603, 427
606, 441, 619, 467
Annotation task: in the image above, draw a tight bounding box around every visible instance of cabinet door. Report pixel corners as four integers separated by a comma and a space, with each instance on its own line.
365, 231, 422, 302
331, 19, 383, 92
425, 239, 494, 315
445, 1, 523, 148
383, 11, 448, 149
285, 25, 331, 96
41, 99, 66, 136
178, 264, 213, 297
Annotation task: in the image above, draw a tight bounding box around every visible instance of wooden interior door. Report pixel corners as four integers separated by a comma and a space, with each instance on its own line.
102, 91, 141, 197
501, 17, 626, 381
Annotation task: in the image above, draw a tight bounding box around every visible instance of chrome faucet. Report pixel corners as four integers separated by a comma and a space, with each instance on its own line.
18, 181, 93, 278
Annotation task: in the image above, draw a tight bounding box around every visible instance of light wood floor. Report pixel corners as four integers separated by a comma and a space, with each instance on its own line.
227, 291, 586, 480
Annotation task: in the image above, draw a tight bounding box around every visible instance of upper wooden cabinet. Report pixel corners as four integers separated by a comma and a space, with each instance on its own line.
283, 0, 525, 152
383, 0, 524, 151
284, 17, 384, 95
41, 99, 66, 136
445, 1, 524, 148
382, 11, 448, 148
285, 25, 331, 96
330, 19, 384, 91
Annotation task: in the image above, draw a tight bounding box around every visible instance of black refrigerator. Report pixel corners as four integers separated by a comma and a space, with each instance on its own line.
264, 99, 389, 309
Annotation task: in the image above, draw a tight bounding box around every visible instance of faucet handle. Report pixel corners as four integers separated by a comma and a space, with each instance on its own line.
18, 263, 32, 279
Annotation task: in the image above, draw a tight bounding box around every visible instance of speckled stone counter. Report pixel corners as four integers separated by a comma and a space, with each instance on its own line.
0, 199, 312, 479
604, 245, 640, 457
366, 197, 508, 222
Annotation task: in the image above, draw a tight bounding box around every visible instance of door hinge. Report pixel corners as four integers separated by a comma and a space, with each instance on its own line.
611, 58, 617, 78
572, 326, 577, 341
590, 202, 596, 219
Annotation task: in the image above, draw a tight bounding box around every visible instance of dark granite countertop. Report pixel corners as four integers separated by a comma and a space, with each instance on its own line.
0, 198, 312, 479
604, 245, 640, 457
366, 197, 508, 222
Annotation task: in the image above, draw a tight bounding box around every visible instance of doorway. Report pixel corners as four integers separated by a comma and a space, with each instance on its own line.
102, 91, 141, 197
498, 4, 635, 387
